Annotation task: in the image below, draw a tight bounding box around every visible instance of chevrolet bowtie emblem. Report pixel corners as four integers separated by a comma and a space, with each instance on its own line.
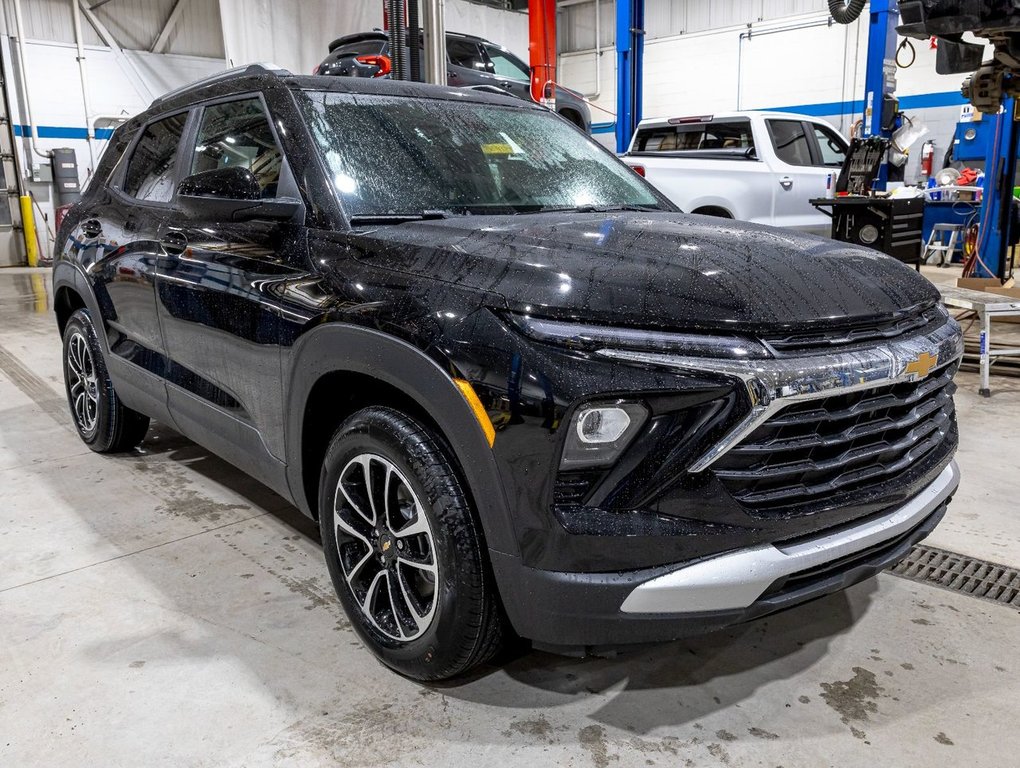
381, 539, 392, 552
904, 351, 939, 380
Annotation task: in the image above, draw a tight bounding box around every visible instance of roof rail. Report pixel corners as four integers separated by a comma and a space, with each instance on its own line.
150, 63, 292, 109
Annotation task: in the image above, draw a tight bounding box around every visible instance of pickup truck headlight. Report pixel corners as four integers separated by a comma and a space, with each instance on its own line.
561, 401, 648, 469
509, 314, 770, 360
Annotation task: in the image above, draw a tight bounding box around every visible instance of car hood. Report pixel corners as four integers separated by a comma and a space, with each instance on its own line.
350, 212, 939, 334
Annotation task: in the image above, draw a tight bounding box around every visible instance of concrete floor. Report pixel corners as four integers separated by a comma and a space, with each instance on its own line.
1, 267, 1018, 767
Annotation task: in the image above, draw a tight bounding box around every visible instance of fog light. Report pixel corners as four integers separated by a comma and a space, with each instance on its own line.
577, 407, 632, 444
561, 402, 648, 469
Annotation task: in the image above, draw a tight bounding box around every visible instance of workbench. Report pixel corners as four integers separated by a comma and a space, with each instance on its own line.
938, 284, 1020, 396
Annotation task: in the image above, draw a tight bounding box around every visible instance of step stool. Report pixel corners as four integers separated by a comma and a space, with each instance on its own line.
923, 223, 964, 268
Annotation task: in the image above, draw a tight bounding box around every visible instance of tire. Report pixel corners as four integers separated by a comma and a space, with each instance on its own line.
318, 406, 506, 680
62, 308, 150, 453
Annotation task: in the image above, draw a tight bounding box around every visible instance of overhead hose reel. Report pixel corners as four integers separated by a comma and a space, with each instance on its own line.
827, 0, 867, 24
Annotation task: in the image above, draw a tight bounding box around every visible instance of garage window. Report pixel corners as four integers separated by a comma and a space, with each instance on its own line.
768, 120, 814, 167
191, 98, 283, 198
121, 112, 188, 203
632, 120, 754, 156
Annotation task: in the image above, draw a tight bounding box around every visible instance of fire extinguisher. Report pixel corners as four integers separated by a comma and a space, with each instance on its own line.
920, 140, 935, 179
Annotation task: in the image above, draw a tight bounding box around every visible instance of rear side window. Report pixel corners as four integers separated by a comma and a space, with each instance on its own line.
191, 98, 283, 198
768, 120, 813, 166
122, 112, 188, 202
447, 39, 486, 71
632, 120, 754, 154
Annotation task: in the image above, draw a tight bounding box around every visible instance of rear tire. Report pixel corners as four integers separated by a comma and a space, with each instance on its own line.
318, 406, 506, 680
62, 308, 150, 453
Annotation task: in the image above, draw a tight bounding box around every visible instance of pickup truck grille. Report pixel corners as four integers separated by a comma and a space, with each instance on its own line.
713, 360, 958, 515
763, 304, 944, 353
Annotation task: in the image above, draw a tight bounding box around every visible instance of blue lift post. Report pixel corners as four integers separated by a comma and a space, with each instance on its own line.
615, 0, 644, 154
974, 98, 1020, 278
862, 0, 899, 190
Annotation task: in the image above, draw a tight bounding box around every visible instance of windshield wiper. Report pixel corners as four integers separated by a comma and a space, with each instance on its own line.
534, 204, 662, 214
349, 210, 451, 226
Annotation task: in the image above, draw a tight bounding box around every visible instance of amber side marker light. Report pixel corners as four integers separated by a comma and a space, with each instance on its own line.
453, 378, 496, 448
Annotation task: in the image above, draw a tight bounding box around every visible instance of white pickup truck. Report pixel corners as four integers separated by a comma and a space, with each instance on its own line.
621, 112, 849, 237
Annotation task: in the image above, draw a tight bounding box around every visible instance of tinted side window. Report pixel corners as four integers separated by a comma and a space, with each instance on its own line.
122, 112, 188, 202
447, 39, 487, 71
191, 98, 283, 198
768, 120, 813, 166
484, 45, 529, 80
812, 123, 848, 167
633, 120, 754, 154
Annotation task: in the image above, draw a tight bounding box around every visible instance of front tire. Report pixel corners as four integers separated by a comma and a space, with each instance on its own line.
318, 406, 505, 680
62, 308, 149, 453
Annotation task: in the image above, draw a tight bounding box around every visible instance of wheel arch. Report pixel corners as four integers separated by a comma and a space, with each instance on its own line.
691, 205, 734, 219
52, 263, 106, 345
54, 284, 86, 335
557, 107, 585, 130
285, 323, 519, 557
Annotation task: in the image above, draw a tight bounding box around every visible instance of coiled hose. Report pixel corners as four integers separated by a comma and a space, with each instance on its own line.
828, 0, 867, 24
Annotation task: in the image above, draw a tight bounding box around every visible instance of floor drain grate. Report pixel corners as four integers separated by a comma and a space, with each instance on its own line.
892, 545, 1020, 607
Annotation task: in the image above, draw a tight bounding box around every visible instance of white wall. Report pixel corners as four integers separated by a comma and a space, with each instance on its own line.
559, 9, 990, 180
7, 37, 225, 256
219, 0, 528, 76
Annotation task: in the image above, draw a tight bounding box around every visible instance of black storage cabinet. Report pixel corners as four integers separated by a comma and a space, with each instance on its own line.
811, 197, 926, 269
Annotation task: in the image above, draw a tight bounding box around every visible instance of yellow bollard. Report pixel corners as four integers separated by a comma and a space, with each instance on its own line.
19, 195, 39, 267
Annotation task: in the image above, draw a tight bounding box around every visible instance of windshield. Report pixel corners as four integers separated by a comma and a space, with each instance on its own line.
299, 91, 662, 218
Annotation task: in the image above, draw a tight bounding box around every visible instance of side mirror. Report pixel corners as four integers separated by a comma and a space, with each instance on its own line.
177, 166, 302, 222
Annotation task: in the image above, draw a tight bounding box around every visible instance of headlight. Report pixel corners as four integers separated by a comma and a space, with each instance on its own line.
508, 314, 770, 359
560, 401, 648, 469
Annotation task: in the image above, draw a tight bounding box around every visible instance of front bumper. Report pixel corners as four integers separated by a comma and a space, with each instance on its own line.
492, 460, 958, 650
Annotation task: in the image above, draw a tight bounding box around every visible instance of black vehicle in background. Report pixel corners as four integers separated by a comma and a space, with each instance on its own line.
53, 65, 961, 681
316, 30, 592, 132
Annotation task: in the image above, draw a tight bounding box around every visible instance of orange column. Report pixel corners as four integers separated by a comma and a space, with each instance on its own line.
528, 0, 557, 109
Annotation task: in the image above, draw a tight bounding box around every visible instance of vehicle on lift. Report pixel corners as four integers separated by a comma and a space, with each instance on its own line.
622, 112, 850, 237
315, 30, 592, 132
53, 65, 962, 681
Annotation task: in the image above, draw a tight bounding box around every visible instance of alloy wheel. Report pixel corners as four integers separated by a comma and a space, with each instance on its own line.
67, 331, 100, 437
333, 454, 439, 642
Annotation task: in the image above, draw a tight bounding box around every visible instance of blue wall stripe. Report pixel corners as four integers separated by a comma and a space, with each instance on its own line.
11, 91, 965, 144
13, 124, 114, 140
768, 90, 966, 117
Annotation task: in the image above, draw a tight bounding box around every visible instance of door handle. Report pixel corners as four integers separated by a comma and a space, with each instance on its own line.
779, 176, 794, 190
160, 230, 188, 256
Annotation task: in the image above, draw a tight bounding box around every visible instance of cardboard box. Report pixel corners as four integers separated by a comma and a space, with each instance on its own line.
957, 277, 1015, 291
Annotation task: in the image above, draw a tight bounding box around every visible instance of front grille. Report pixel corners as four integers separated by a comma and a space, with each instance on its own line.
763, 304, 945, 353
713, 360, 958, 514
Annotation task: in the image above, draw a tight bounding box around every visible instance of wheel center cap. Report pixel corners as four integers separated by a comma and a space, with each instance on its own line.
378, 532, 396, 560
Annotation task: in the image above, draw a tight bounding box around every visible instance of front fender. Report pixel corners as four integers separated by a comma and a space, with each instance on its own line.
284, 322, 519, 557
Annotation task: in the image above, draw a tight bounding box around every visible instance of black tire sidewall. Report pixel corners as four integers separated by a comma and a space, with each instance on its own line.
318, 408, 489, 679
62, 309, 116, 449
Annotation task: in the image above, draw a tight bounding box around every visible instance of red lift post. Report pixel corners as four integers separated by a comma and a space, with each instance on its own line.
528, 0, 556, 109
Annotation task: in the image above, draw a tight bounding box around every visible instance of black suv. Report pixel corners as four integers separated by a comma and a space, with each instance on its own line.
54, 65, 962, 681
315, 30, 592, 132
